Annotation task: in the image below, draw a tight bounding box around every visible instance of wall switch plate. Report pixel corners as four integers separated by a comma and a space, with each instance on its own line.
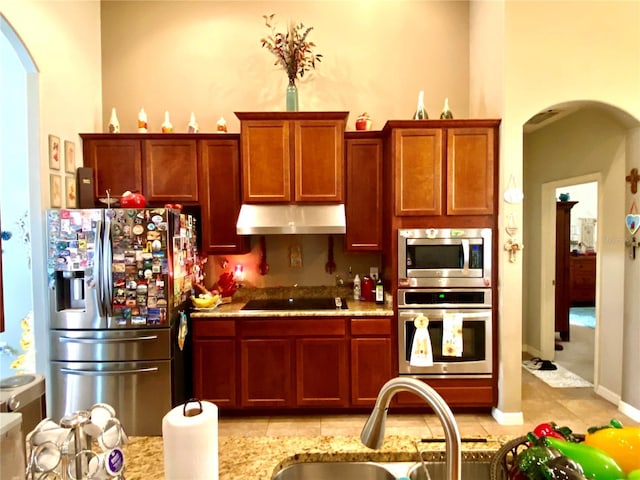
370, 267, 378, 280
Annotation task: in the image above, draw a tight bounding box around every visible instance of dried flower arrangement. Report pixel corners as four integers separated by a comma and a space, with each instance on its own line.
260, 13, 322, 83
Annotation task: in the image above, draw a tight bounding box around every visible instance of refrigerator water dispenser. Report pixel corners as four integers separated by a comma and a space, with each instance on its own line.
55, 270, 86, 310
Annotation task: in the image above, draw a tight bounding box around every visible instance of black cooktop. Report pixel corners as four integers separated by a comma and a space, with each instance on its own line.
241, 297, 348, 311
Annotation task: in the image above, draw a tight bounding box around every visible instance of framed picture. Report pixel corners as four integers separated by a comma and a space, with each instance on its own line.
64, 140, 75, 174
50, 174, 62, 208
65, 175, 77, 208
48, 134, 60, 170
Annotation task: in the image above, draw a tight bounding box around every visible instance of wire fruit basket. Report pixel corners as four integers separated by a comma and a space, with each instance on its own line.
489, 436, 529, 480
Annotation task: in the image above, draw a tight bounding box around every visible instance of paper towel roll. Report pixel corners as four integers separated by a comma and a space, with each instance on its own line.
162, 399, 218, 480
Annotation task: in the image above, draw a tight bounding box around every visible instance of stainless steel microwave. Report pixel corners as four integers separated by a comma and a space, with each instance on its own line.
398, 228, 492, 288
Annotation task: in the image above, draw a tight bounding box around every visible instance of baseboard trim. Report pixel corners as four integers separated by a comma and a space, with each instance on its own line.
595, 384, 620, 405
491, 407, 524, 426
619, 400, 640, 422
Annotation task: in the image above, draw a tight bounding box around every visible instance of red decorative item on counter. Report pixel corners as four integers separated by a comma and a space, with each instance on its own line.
216, 271, 237, 298
120, 191, 146, 208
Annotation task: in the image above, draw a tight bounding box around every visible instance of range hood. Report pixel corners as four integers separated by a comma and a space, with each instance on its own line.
236, 204, 346, 235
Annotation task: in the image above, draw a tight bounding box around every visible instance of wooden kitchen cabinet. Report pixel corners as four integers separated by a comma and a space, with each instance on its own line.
240, 338, 293, 407
236, 112, 348, 203
81, 136, 143, 201
345, 133, 383, 251
296, 338, 348, 407
394, 378, 496, 408
143, 138, 198, 203
386, 120, 499, 217
192, 320, 237, 407
198, 137, 249, 254
446, 127, 495, 215
350, 318, 393, 406
239, 317, 348, 408
391, 128, 443, 216
81, 134, 199, 204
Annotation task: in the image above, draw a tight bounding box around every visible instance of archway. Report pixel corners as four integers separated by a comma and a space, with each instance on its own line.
0, 14, 41, 378
523, 100, 639, 403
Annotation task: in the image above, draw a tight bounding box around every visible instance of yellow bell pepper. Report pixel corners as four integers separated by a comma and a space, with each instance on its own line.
584, 419, 640, 475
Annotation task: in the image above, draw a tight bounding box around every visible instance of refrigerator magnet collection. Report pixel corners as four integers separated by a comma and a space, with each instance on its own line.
46, 208, 200, 434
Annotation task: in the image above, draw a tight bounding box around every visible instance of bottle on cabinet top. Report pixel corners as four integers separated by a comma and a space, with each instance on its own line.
161, 111, 173, 133
413, 90, 428, 120
108, 107, 120, 133
440, 98, 454, 119
137, 108, 148, 133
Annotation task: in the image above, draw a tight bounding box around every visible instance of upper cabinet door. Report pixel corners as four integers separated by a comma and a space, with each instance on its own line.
238, 112, 348, 204
393, 128, 443, 216
144, 139, 198, 203
199, 138, 248, 254
240, 120, 291, 203
446, 127, 495, 215
345, 136, 382, 251
294, 119, 345, 202
83, 137, 143, 201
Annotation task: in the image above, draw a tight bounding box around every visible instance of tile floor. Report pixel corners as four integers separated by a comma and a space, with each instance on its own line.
218, 369, 640, 438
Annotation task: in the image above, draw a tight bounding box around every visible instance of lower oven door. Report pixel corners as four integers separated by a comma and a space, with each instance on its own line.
398, 309, 492, 378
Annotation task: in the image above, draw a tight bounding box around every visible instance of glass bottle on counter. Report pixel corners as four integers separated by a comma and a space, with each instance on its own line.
353, 274, 361, 301
413, 90, 428, 120
375, 275, 384, 305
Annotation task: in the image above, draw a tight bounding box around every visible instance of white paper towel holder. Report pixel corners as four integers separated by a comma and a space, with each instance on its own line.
183, 398, 203, 417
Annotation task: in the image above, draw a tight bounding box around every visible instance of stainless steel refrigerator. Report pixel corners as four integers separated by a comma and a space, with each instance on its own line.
47, 208, 198, 435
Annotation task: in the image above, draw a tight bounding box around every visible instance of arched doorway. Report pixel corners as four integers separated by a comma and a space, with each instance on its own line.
523, 100, 639, 399
0, 14, 40, 378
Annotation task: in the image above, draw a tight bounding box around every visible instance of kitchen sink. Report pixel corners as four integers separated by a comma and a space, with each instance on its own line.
271, 461, 397, 480
408, 460, 492, 480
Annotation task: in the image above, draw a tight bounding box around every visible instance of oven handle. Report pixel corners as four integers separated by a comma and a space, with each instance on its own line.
60, 367, 159, 375
461, 239, 469, 274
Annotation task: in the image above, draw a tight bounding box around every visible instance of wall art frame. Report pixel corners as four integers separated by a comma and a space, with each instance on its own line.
65, 174, 77, 208
64, 140, 75, 174
50, 173, 62, 208
48, 134, 61, 170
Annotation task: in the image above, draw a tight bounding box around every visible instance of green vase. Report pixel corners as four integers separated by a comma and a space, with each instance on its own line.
286, 79, 299, 111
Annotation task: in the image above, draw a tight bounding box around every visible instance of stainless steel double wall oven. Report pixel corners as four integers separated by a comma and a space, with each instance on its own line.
397, 228, 493, 378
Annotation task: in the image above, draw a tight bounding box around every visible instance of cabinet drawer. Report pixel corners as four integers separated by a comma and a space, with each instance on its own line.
240, 318, 345, 337
350, 318, 392, 336
193, 320, 236, 337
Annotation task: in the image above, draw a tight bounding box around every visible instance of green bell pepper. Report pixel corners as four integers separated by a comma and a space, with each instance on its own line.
543, 436, 625, 480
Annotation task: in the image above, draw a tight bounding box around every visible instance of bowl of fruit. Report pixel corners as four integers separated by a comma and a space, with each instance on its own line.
490, 419, 640, 480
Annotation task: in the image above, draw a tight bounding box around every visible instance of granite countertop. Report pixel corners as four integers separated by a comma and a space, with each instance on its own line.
190, 286, 394, 319
122, 434, 507, 479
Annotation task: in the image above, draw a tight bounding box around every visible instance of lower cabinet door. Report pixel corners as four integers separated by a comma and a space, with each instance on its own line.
351, 337, 393, 406
240, 338, 293, 407
193, 338, 237, 407
296, 338, 349, 407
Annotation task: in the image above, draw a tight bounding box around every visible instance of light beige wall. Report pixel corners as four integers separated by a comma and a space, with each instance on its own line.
469, 0, 503, 118
622, 127, 640, 412
100, 0, 470, 134
502, 0, 640, 413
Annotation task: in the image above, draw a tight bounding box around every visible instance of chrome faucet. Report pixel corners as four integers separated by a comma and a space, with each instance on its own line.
360, 377, 461, 480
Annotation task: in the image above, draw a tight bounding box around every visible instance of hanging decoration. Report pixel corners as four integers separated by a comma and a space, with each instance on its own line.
626, 167, 639, 194
503, 174, 524, 204
504, 237, 524, 263
625, 201, 639, 260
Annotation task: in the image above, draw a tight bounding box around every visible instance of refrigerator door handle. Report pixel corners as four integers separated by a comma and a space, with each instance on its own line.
59, 335, 159, 344
102, 212, 113, 318
60, 367, 159, 375
94, 215, 107, 318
